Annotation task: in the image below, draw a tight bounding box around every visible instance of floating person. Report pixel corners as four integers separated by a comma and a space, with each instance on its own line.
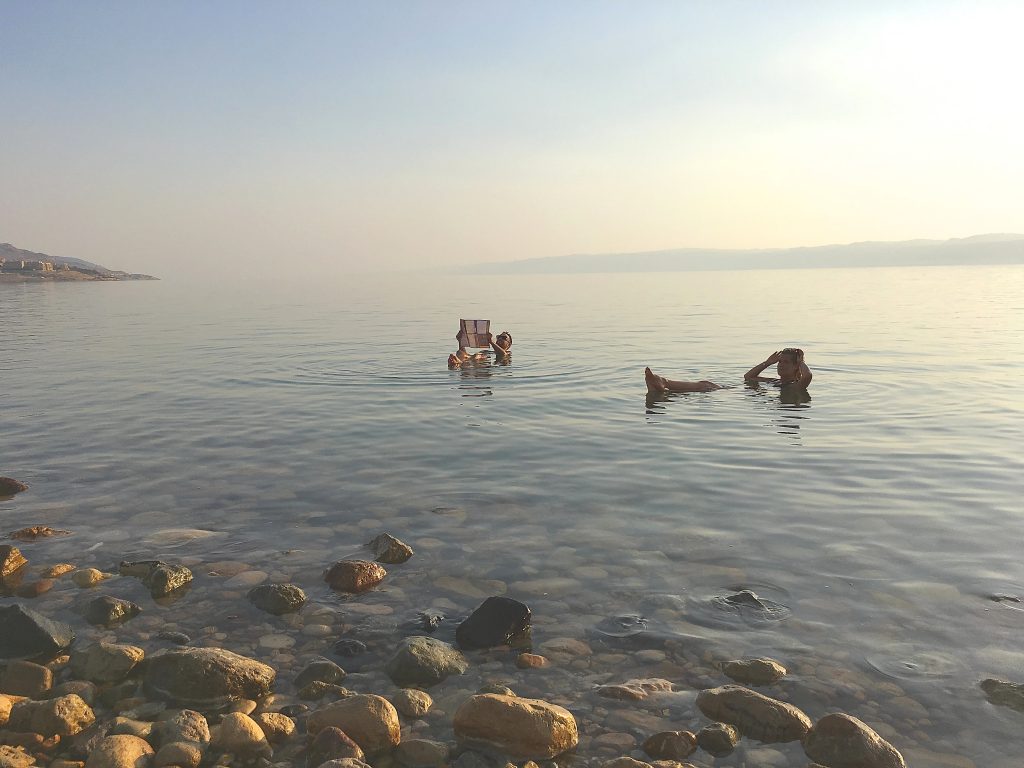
447, 325, 513, 369
743, 348, 812, 388
644, 348, 812, 393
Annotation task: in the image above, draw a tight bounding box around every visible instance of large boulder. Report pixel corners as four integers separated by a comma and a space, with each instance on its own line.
0, 605, 74, 660
453, 693, 578, 760
84, 734, 154, 768
455, 597, 531, 649
803, 713, 906, 768
144, 648, 275, 709
306, 694, 401, 755
71, 643, 145, 684
695, 685, 811, 743
323, 561, 386, 593
385, 636, 467, 688
8, 694, 95, 737
247, 583, 307, 615
119, 560, 193, 597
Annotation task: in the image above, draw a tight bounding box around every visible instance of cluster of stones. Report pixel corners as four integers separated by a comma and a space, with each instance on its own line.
0, 522, 932, 768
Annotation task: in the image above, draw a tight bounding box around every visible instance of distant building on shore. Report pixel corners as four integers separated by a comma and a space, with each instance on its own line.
0, 259, 56, 272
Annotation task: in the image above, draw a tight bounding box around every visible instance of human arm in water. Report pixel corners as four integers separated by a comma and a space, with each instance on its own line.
489, 331, 512, 358
745, 349, 812, 388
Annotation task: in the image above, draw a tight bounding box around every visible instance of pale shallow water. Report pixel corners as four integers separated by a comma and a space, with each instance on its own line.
2, 266, 1024, 766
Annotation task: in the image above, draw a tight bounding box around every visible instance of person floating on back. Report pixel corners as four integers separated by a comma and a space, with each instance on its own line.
448, 329, 513, 368
644, 348, 812, 393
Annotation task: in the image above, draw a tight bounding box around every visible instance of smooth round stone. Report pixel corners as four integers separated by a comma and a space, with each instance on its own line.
302, 624, 334, 637
259, 634, 295, 650
72, 569, 109, 588
225, 571, 268, 589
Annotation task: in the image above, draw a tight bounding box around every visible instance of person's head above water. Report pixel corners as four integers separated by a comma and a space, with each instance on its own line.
494, 331, 512, 351
776, 348, 804, 381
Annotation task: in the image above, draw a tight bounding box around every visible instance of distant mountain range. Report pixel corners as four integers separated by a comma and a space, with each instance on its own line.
466, 234, 1024, 274
0, 242, 156, 281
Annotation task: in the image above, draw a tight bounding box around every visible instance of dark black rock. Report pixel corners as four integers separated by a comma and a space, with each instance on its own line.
119, 560, 193, 597
66, 719, 115, 760
455, 596, 531, 649
294, 658, 346, 689
332, 638, 367, 658
84, 595, 142, 626
279, 703, 309, 717
0, 604, 75, 660
248, 583, 307, 615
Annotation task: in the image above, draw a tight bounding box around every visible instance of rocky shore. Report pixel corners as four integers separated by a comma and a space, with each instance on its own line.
0, 478, 1015, 768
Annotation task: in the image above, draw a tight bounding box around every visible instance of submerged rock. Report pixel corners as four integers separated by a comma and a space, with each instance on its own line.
295, 658, 347, 689
696, 722, 739, 757
367, 533, 414, 564
7, 526, 70, 540
980, 678, 1024, 712
144, 647, 275, 709
0, 604, 75, 660
453, 694, 578, 760
722, 657, 787, 686
119, 560, 193, 597
695, 685, 811, 743
324, 560, 386, 593
803, 712, 905, 768
83, 596, 141, 627
0, 478, 29, 496
455, 596, 531, 649
248, 583, 307, 615
641, 731, 697, 761
597, 678, 673, 702
385, 636, 468, 688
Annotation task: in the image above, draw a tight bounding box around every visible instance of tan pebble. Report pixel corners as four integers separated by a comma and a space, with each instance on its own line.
43, 564, 76, 578
255, 712, 296, 743
71, 569, 109, 588
516, 653, 548, 669
154, 740, 203, 768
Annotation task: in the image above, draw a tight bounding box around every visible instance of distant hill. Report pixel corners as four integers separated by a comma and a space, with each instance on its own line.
0, 242, 156, 281
466, 234, 1024, 274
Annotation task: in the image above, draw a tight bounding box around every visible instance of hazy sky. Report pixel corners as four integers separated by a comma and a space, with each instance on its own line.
2, 1, 1023, 276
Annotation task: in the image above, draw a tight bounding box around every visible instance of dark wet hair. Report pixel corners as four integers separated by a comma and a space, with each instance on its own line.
497, 331, 512, 346
780, 347, 802, 360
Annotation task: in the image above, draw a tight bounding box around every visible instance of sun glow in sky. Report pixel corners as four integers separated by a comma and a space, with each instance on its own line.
2, 1, 1022, 276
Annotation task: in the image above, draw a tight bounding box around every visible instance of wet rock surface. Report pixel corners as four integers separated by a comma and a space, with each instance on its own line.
0, 604, 75, 660
0, 478, 28, 496
695, 684, 811, 743
453, 693, 578, 759
118, 560, 193, 597
367, 533, 414, 564
980, 678, 1024, 712
803, 712, 906, 768
721, 657, 787, 685
247, 582, 307, 614
385, 636, 468, 687
306, 694, 401, 755
144, 647, 275, 708
455, 596, 531, 649
83, 596, 141, 627
696, 722, 739, 757
324, 560, 387, 593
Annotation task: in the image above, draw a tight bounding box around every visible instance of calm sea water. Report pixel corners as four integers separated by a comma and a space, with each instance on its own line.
2, 266, 1023, 766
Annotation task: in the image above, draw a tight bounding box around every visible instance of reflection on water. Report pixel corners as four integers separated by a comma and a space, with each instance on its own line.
2, 268, 1024, 765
